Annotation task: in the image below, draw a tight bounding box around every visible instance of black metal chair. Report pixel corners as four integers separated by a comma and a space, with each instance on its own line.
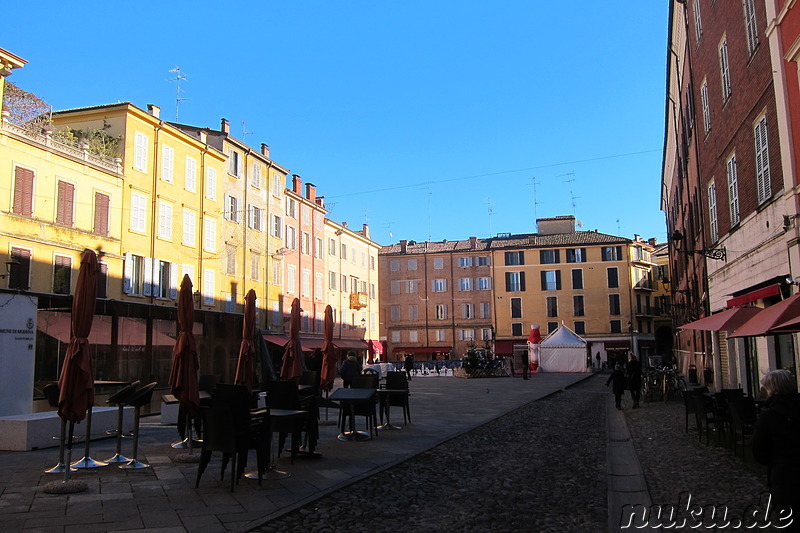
692, 393, 729, 446
119, 382, 157, 469
266, 381, 315, 461
350, 374, 379, 437
104, 380, 140, 464
727, 396, 756, 460
381, 371, 411, 425
682, 387, 707, 434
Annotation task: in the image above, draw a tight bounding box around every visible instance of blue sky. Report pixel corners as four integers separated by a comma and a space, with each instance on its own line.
4, 1, 668, 246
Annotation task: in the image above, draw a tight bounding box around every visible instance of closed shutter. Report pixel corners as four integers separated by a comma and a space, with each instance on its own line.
94, 193, 110, 236
13, 167, 34, 216
10, 248, 31, 290
56, 181, 75, 226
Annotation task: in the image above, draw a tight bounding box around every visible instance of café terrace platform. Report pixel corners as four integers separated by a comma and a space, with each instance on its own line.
0, 373, 625, 532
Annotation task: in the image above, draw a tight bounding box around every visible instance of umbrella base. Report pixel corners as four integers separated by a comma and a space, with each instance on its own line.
337, 430, 371, 442
119, 459, 150, 469
104, 453, 133, 464
171, 438, 202, 449
44, 462, 77, 474
284, 448, 324, 459
42, 479, 88, 494
260, 467, 291, 480
377, 423, 402, 431
71, 457, 109, 469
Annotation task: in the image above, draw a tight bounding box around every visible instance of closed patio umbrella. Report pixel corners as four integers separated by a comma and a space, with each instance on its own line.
235, 289, 257, 392
168, 275, 200, 450
320, 305, 336, 392
280, 298, 304, 382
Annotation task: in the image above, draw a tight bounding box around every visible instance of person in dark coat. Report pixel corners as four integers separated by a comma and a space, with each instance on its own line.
404, 354, 414, 381
339, 352, 361, 388
626, 355, 642, 409
606, 364, 626, 410
752, 369, 800, 527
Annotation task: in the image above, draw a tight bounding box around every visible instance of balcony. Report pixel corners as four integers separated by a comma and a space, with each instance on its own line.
349, 292, 368, 310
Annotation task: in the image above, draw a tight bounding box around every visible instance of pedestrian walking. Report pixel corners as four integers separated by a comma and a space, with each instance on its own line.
605, 364, 626, 410
339, 352, 361, 388
595, 352, 601, 369
626, 355, 642, 409
404, 354, 414, 381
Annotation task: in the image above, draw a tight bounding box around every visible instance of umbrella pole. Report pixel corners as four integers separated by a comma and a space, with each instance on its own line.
64, 421, 75, 483
72, 407, 108, 469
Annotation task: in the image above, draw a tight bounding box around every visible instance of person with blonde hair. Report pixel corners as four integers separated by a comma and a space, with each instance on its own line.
752, 369, 800, 525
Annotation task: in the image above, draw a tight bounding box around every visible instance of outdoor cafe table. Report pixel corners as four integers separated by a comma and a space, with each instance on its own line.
328, 387, 376, 441
377, 389, 406, 431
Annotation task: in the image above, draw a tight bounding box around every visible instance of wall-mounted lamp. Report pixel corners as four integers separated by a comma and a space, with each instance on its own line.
193, 290, 201, 307
786, 277, 800, 286
272, 247, 289, 258
0, 258, 19, 280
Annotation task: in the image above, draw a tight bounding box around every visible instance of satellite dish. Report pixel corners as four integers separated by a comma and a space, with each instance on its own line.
577, 220, 583, 227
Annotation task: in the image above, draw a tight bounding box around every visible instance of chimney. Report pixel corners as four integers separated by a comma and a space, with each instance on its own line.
305, 182, 316, 202
316, 197, 325, 208
292, 174, 303, 194
199, 130, 207, 144
221, 118, 230, 134
400, 239, 408, 253
342, 222, 348, 229
469, 236, 478, 249
648, 237, 658, 246
146, 104, 160, 118
261, 143, 270, 158
362, 224, 370, 239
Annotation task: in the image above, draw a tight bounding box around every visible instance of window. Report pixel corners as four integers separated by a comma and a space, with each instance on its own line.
408, 259, 418, 270
226, 245, 236, 275
693, 0, 703, 40
458, 329, 475, 342
123, 253, 145, 296
541, 270, 561, 291
610, 320, 622, 334
409, 330, 419, 343
203, 269, 215, 306
390, 280, 401, 294
316, 237, 323, 258
409, 305, 418, 321
511, 297, 522, 319
285, 226, 297, 250
271, 215, 282, 238
743, 0, 758, 54
162, 145, 174, 182
571, 269, 583, 290
574, 321, 586, 335
459, 278, 473, 291
709, 181, 718, 242
53, 255, 72, 294
435, 329, 446, 342
223, 194, 240, 222
458, 257, 473, 268
601, 246, 623, 261
94, 192, 110, 236
156, 260, 176, 299
566, 248, 586, 263
547, 322, 558, 334
390, 260, 400, 272
301, 232, 310, 254
228, 150, 241, 177
204, 218, 216, 252
252, 255, 261, 281
727, 154, 740, 226
130, 193, 146, 233
479, 302, 491, 319
476, 256, 491, 266
477, 277, 492, 291
481, 328, 493, 341
185, 156, 197, 192
56, 180, 75, 227
435, 304, 448, 320
369, 283, 376, 299
540, 249, 560, 264
607, 267, 619, 289
506, 272, 525, 292
158, 201, 173, 240
341, 275, 348, 293
351, 247, 356, 264
205, 167, 217, 199
302, 269, 311, 297
406, 280, 418, 294
463, 303, 475, 319
327, 270, 338, 291
609, 294, 621, 315
183, 210, 196, 245
13, 166, 34, 216
546, 296, 558, 318
272, 173, 284, 197
350, 276, 358, 294
341, 244, 347, 260
329, 238, 336, 256
8, 248, 30, 290
251, 162, 261, 188
370, 255, 376, 270
134, 132, 148, 171
754, 116, 772, 204
287, 265, 296, 294
432, 279, 447, 292
302, 206, 310, 225
505, 251, 524, 266
701, 81, 711, 134
286, 197, 297, 218
719, 39, 732, 101
434, 258, 444, 269
511, 323, 523, 337
574, 295, 585, 317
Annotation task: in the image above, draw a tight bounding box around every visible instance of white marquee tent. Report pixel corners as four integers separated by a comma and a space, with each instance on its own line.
538, 324, 590, 373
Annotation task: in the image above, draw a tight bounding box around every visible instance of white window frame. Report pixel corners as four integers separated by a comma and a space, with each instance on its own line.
248, 205, 264, 231
477, 277, 492, 291
162, 145, 174, 182
432, 279, 447, 292
158, 201, 173, 240
287, 265, 296, 294
458, 256, 473, 268
251, 162, 262, 188
754, 115, 772, 204
271, 215, 282, 238
435, 304, 448, 320
459, 278, 472, 291
134, 132, 148, 172
185, 156, 197, 192
435, 329, 446, 342
709, 181, 719, 242
409, 330, 419, 343
315, 272, 323, 300
202, 269, 215, 306
743, 0, 758, 55
183, 210, 196, 246
719, 39, 732, 101
272, 173, 283, 197
693, 0, 702, 41
205, 167, 217, 200
433, 257, 444, 269
204, 218, 216, 252
463, 303, 475, 319
701, 80, 711, 134
130, 193, 147, 233
727, 154, 740, 226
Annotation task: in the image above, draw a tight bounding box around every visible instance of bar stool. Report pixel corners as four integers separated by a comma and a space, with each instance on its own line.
120, 382, 157, 470
104, 381, 140, 464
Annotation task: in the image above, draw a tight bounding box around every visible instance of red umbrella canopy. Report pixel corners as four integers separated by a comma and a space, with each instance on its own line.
320, 305, 336, 391
57, 249, 99, 423
168, 275, 200, 415
280, 298, 304, 382
235, 289, 257, 391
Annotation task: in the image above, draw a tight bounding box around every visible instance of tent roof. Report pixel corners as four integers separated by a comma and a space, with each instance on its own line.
540, 324, 587, 347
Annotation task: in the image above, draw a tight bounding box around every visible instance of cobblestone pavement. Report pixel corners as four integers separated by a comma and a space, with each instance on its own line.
253, 375, 608, 533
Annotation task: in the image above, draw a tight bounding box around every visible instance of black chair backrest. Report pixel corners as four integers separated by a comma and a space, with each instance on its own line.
385, 372, 408, 390
353, 374, 378, 390
267, 380, 300, 410
199, 405, 236, 452
198, 374, 219, 394
299, 371, 318, 387
128, 382, 158, 408
212, 383, 254, 433
43, 383, 60, 408
108, 380, 141, 404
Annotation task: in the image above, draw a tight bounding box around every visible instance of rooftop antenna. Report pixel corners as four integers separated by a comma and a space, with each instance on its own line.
383, 222, 394, 240
558, 171, 578, 215
423, 184, 432, 242
168, 67, 190, 121
617, 218, 622, 235
486, 197, 494, 237
241, 120, 254, 144
530, 177, 542, 221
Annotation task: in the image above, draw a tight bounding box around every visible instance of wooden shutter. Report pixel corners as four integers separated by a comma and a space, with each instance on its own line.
519, 271, 526, 291
10, 248, 31, 290
94, 192, 110, 236
56, 181, 75, 226
13, 167, 34, 216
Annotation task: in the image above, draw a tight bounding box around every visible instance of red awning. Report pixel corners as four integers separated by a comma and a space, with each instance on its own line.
730, 293, 800, 337
726, 283, 781, 308
679, 306, 762, 332
392, 346, 452, 354
263, 334, 289, 346
334, 338, 368, 350
368, 340, 383, 355
38, 311, 176, 346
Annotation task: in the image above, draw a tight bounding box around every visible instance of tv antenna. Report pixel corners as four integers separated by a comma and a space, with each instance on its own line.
168, 67, 190, 121
486, 197, 494, 237
242, 120, 254, 144
558, 171, 578, 215
530, 177, 542, 221
384, 222, 395, 240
